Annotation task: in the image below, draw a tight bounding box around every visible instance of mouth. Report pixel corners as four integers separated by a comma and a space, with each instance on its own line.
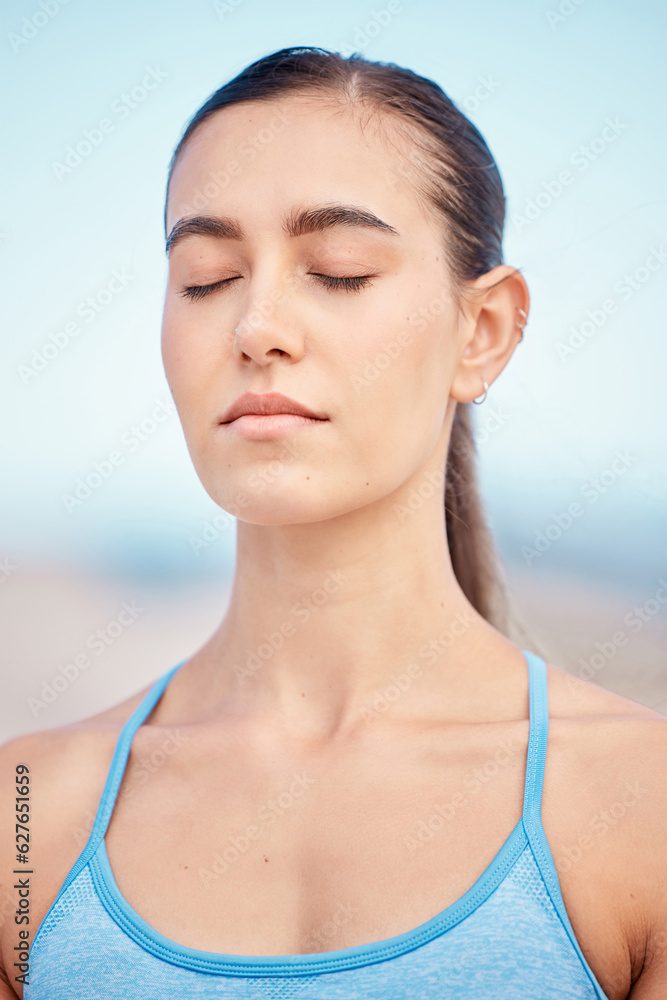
220, 412, 329, 440
220, 391, 328, 423
218, 391, 329, 438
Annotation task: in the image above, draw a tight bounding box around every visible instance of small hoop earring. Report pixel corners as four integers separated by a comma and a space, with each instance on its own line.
516, 308, 527, 342
472, 379, 489, 405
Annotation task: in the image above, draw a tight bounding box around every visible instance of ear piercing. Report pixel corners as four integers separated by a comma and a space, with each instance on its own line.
516, 308, 527, 342
471, 380, 489, 405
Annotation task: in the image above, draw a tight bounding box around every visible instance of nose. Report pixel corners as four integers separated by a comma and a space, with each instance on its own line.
232, 274, 304, 366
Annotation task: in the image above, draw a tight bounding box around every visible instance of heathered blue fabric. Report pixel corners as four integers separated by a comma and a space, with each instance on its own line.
26, 650, 610, 999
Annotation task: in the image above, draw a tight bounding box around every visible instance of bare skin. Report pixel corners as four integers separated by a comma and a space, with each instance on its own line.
1, 94, 665, 998
1, 646, 666, 1000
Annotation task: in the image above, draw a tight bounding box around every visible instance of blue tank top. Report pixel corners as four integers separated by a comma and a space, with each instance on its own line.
26, 649, 611, 999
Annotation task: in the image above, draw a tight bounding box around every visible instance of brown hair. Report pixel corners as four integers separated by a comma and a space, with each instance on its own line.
165, 46, 515, 632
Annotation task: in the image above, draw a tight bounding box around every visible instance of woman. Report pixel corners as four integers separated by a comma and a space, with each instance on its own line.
2, 46, 665, 1000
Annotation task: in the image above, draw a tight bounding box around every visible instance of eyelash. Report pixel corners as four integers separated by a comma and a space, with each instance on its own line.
179, 274, 375, 301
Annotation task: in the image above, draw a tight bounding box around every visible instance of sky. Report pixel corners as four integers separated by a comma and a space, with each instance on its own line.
2, 0, 666, 601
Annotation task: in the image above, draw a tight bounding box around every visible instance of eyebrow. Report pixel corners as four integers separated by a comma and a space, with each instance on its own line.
165, 204, 401, 255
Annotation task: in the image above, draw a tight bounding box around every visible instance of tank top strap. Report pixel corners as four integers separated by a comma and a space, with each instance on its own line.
70, 660, 186, 877
521, 649, 549, 827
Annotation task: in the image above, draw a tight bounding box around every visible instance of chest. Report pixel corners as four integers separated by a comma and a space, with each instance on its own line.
103, 719, 629, 998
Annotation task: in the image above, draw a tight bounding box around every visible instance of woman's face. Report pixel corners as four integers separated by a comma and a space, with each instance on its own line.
162, 95, 465, 524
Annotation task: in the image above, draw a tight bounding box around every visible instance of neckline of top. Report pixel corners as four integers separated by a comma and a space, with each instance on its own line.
82, 648, 549, 975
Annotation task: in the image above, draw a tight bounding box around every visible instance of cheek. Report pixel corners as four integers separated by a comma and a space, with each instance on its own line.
160, 304, 181, 385
342, 306, 452, 485
161, 299, 222, 411
356, 291, 451, 415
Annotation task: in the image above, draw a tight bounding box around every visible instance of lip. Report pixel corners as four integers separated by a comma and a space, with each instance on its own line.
221, 412, 328, 440
219, 392, 329, 424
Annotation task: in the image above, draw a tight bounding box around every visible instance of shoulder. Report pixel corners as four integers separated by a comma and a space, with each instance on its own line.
0, 680, 154, 984
0, 678, 156, 823
544, 661, 667, 992
540, 659, 665, 819
543, 656, 665, 720
543, 660, 666, 844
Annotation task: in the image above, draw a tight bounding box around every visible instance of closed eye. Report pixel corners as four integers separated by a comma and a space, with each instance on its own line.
180, 273, 376, 301
309, 274, 375, 292
180, 278, 239, 302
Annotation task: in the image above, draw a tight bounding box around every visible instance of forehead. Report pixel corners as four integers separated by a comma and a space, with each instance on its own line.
165, 94, 439, 242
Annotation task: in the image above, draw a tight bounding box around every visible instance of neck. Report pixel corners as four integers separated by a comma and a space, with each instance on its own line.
187, 462, 515, 739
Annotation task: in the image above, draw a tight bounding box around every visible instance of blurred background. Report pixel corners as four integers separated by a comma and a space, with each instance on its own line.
1, 0, 665, 739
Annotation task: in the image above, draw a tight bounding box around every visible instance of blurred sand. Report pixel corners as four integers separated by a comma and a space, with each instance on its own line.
1, 560, 665, 742
505, 567, 667, 714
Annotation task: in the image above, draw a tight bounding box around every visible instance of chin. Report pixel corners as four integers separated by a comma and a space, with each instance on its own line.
205, 475, 377, 527
200, 474, 329, 525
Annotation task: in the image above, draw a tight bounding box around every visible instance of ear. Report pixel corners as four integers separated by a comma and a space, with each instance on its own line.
449, 265, 530, 403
